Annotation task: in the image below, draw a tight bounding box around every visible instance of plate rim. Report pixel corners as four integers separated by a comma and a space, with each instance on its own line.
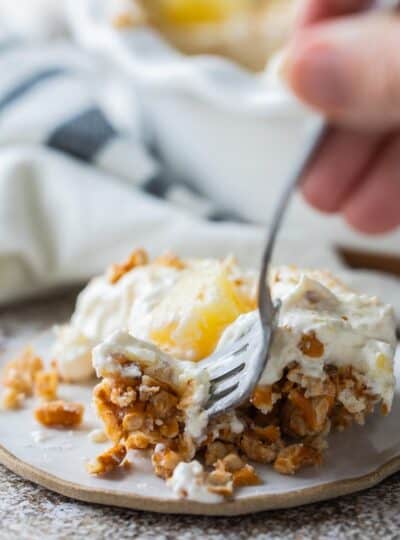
1, 443, 400, 516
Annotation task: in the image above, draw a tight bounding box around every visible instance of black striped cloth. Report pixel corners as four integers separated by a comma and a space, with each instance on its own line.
0, 34, 241, 223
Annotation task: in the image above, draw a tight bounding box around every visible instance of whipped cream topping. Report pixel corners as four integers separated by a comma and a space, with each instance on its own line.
53, 263, 183, 381
72, 264, 182, 344
53, 325, 96, 381
167, 461, 222, 503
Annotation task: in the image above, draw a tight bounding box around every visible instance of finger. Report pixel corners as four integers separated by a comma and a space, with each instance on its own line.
296, 0, 371, 28
285, 13, 400, 130
344, 135, 400, 234
302, 128, 383, 213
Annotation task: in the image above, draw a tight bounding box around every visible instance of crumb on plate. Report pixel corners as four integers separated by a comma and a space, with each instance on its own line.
34, 400, 84, 428
34, 370, 59, 401
1, 387, 24, 410
86, 443, 127, 475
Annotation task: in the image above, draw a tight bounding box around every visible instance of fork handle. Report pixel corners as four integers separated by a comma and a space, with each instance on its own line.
257, 121, 328, 330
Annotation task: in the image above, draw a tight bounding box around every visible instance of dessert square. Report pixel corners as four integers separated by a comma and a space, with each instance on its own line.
50, 250, 396, 500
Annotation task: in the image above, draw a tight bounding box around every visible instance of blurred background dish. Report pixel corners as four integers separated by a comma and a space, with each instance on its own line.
72, 0, 400, 273
128, 0, 297, 71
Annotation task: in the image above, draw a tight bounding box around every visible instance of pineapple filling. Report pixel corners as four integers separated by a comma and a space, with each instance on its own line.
148, 262, 255, 360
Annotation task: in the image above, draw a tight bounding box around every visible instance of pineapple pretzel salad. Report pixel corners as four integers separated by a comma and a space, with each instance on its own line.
2, 249, 396, 501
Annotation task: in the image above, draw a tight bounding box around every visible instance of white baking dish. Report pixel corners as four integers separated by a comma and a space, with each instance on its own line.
69, 0, 400, 258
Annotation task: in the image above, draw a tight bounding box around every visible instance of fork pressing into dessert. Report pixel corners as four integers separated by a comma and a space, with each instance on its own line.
202, 0, 400, 418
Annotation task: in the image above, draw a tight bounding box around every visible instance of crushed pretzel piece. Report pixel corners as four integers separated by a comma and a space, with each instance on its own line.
232, 464, 261, 488
110, 385, 137, 407
108, 248, 149, 284
298, 332, 325, 359
220, 453, 244, 473
204, 441, 236, 467
1, 388, 24, 410
207, 464, 233, 497
34, 370, 58, 401
274, 444, 321, 475
34, 400, 84, 428
147, 390, 178, 419
160, 418, 180, 439
93, 382, 124, 442
87, 444, 127, 475
207, 483, 233, 497
125, 431, 151, 450
152, 447, 181, 479
122, 412, 144, 432
252, 425, 281, 443
154, 252, 186, 270
2, 347, 43, 396
251, 385, 273, 414
240, 432, 277, 464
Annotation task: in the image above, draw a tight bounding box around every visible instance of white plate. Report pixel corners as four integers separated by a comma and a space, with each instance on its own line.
0, 329, 399, 516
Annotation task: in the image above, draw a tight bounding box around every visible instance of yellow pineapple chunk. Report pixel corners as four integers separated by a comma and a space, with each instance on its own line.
154, 0, 249, 25
149, 261, 255, 361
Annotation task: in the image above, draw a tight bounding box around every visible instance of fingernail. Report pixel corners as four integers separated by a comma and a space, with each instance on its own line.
287, 43, 352, 111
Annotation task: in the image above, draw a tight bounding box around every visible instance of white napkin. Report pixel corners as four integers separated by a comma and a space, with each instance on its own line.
0, 0, 67, 39
0, 144, 274, 304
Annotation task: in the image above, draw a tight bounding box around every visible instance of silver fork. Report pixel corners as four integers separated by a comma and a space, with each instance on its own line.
201, 0, 400, 418
199, 124, 328, 418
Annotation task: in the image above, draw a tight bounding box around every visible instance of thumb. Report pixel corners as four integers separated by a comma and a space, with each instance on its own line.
284, 12, 400, 130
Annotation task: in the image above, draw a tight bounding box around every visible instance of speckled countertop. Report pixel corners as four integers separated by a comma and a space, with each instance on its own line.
1, 290, 400, 540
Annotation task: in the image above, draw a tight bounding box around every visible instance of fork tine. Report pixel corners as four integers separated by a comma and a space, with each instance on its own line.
208, 354, 245, 382
210, 361, 245, 384
207, 381, 239, 405
210, 376, 242, 398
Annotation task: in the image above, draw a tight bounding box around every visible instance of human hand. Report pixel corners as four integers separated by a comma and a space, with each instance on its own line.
284, 0, 400, 234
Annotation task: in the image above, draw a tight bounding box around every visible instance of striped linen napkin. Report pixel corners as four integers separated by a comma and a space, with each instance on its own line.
0, 32, 268, 305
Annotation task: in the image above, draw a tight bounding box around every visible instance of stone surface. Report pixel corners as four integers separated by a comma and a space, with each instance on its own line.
1, 290, 400, 540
